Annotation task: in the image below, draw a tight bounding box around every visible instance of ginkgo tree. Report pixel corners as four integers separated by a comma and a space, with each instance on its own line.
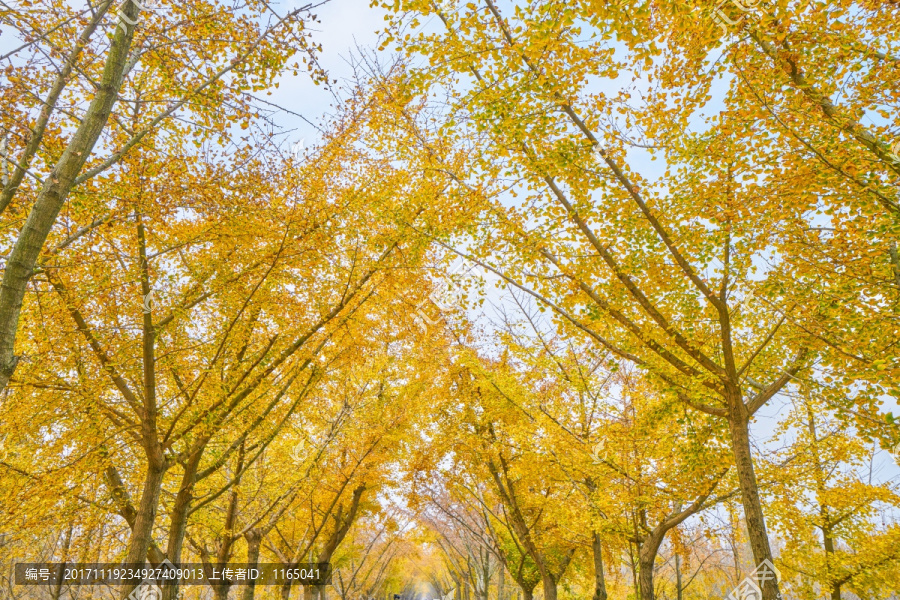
0, 0, 327, 394
3, 0, 900, 599
764, 388, 900, 600
1, 62, 446, 600
378, 2, 900, 599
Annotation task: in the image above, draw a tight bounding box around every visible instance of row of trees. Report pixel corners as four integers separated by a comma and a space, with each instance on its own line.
404, 326, 899, 600
2, 0, 899, 599
0, 0, 450, 596
383, 0, 900, 598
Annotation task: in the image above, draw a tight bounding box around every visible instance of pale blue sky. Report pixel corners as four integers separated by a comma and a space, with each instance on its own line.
264, 0, 389, 151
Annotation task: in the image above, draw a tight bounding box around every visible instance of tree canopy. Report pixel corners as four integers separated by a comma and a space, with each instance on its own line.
1, 0, 899, 599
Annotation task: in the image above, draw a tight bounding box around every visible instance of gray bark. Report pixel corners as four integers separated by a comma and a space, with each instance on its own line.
0, 0, 140, 392
591, 533, 607, 600
119, 460, 167, 599
241, 531, 263, 600
726, 386, 779, 600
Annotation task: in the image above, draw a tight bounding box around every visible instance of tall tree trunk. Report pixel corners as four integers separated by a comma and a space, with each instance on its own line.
210, 482, 241, 600
726, 387, 780, 600
162, 448, 205, 600
635, 495, 719, 600
0, 0, 139, 393
591, 533, 607, 600
808, 409, 840, 600
823, 527, 841, 600
120, 460, 167, 599
675, 552, 683, 600
541, 575, 558, 600
638, 530, 665, 600
498, 560, 506, 600
296, 484, 365, 600
103, 462, 167, 565
281, 579, 295, 600
242, 531, 262, 600
305, 584, 321, 600
214, 581, 232, 600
